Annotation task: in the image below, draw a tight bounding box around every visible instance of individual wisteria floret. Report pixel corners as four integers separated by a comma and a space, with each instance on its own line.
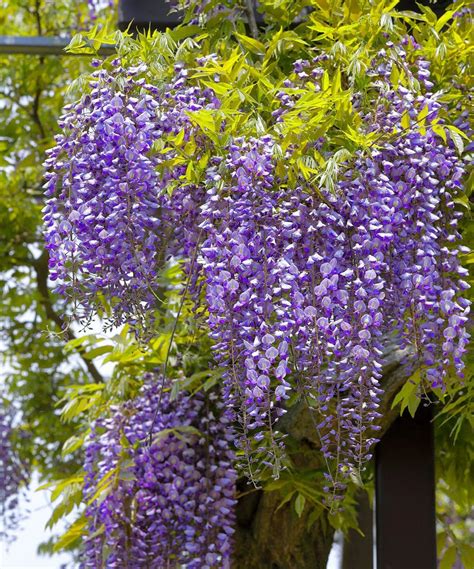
0, 406, 28, 541
81, 374, 236, 568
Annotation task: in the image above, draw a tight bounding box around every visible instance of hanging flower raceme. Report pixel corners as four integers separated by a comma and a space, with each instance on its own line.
197, 47, 470, 493
43, 60, 218, 333
81, 375, 236, 569
197, 136, 294, 474
357, 46, 471, 388
0, 406, 28, 541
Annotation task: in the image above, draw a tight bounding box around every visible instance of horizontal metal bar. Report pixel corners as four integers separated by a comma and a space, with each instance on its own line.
0, 36, 115, 56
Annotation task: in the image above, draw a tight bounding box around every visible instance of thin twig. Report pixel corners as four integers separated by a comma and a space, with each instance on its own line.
147, 231, 203, 444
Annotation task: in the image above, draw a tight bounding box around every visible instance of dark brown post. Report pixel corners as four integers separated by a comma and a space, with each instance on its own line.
342, 491, 374, 569
375, 405, 437, 569
118, 0, 182, 31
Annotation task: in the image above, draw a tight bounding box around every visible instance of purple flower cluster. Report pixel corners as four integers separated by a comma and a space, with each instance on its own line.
198, 136, 290, 472
44, 42, 471, 497
195, 49, 470, 489
357, 46, 471, 387
0, 407, 27, 541
196, 138, 388, 483
81, 375, 236, 568
43, 61, 218, 333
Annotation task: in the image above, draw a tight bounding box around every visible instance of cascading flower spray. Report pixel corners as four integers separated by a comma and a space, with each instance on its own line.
81, 375, 236, 568
43, 37, 470, 520
0, 406, 29, 541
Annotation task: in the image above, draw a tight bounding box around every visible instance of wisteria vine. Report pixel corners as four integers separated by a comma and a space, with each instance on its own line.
41, 29, 471, 562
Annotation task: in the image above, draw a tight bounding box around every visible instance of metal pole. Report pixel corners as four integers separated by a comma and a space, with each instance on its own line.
0, 36, 115, 56
375, 405, 437, 569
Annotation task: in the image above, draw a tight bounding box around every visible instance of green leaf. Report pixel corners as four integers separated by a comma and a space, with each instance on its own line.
433, 124, 447, 143
275, 490, 295, 512
83, 345, 113, 360
321, 71, 330, 91
235, 33, 266, 55
306, 505, 324, 529
407, 390, 421, 418
62, 435, 85, 457
417, 104, 429, 135
185, 109, 216, 132
294, 493, 306, 517
53, 517, 87, 552
445, 126, 466, 155
460, 544, 474, 568
439, 545, 457, 569
392, 369, 422, 416
454, 194, 470, 210
391, 10, 427, 22
168, 25, 201, 42
87, 469, 116, 505
435, 10, 455, 32
64, 335, 95, 352
418, 105, 429, 122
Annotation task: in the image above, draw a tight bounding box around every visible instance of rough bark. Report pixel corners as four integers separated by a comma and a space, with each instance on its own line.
233, 343, 410, 569
234, 484, 334, 569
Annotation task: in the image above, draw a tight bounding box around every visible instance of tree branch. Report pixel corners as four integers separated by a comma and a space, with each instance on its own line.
244, 0, 259, 39
32, 250, 104, 384
34, 0, 43, 36
32, 86, 46, 141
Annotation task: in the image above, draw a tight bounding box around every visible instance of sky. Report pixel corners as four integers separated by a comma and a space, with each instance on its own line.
1, 478, 72, 569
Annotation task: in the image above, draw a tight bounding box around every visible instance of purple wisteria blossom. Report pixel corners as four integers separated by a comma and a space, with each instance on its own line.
81, 375, 236, 568
43, 60, 218, 334
44, 41, 471, 498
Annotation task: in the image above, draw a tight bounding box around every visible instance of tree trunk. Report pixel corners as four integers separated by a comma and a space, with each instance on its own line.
233, 342, 410, 568
234, 484, 334, 569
